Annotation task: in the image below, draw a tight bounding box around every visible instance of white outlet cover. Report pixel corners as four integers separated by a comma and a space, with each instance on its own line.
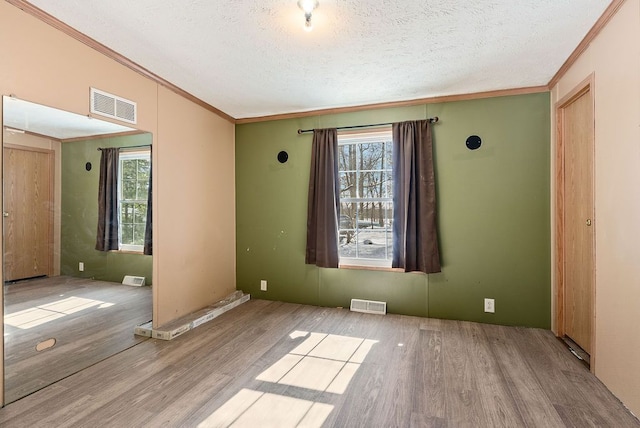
484, 298, 495, 313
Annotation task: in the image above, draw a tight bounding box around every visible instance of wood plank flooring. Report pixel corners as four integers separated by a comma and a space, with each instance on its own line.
3, 276, 152, 403
1, 299, 638, 427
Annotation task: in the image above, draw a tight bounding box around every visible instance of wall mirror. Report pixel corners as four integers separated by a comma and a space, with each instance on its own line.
2, 96, 153, 404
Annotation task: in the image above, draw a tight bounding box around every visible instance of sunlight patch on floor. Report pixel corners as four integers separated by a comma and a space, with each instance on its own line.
5, 296, 112, 329
199, 330, 378, 427
198, 389, 333, 428
259, 331, 378, 393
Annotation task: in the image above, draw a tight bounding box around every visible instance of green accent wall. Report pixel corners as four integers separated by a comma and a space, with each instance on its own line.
61, 133, 153, 284
236, 93, 550, 328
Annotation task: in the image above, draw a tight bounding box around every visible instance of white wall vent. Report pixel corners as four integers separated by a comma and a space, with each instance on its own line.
123, 275, 146, 286
350, 298, 387, 315
90, 88, 137, 124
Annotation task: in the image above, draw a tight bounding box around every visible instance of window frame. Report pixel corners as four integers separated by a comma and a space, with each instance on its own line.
337, 127, 394, 269
117, 149, 150, 253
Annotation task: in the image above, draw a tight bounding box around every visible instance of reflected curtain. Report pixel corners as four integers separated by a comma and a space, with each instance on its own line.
143, 155, 152, 255
392, 120, 441, 273
305, 128, 340, 268
95, 147, 119, 251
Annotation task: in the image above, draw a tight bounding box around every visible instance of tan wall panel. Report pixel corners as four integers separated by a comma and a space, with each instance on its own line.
550, 0, 640, 415
155, 86, 236, 326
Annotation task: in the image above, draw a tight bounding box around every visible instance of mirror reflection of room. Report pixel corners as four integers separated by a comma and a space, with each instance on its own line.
3, 96, 153, 404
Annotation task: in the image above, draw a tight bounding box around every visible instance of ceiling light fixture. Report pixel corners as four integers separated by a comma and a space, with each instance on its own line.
297, 0, 319, 32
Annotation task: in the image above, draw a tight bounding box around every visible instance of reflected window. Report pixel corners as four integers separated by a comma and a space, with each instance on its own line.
118, 150, 150, 252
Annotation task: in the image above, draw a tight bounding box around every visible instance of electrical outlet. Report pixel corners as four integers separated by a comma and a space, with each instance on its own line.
260, 280, 267, 291
79, 262, 84, 272
484, 298, 495, 313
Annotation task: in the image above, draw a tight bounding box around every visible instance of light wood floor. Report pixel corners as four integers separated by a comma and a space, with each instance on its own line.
3, 276, 152, 403
1, 299, 638, 427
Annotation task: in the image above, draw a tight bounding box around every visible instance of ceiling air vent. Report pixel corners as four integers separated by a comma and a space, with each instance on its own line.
90, 88, 137, 124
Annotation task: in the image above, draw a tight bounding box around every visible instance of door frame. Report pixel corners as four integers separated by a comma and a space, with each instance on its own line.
555, 74, 596, 372
3, 143, 55, 281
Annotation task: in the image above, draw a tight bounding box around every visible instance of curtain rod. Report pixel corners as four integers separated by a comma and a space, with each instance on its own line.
97, 144, 151, 151
296, 117, 439, 134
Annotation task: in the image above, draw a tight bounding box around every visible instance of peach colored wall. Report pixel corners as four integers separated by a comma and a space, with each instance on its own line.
155, 86, 236, 325
2, 131, 62, 276
0, 1, 235, 404
550, 0, 640, 416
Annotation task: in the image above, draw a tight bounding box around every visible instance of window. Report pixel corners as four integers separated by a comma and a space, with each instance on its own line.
118, 150, 150, 252
338, 128, 393, 267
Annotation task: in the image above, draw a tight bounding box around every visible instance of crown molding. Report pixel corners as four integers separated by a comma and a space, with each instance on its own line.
236, 86, 550, 124
548, 0, 626, 88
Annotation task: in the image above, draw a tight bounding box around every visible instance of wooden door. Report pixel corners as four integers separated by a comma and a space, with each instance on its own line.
557, 78, 595, 356
3, 145, 54, 282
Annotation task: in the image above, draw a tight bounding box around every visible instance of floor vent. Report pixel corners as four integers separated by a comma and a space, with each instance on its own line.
90, 87, 137, 124
350, 298, 387, 315
122, 275, 146, 286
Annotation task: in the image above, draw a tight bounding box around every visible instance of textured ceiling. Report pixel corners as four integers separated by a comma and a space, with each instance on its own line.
26, 0, 610, 119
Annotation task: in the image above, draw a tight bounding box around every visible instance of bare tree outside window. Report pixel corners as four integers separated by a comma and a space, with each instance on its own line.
118, 150, 150, 252
338, 128, 393, 266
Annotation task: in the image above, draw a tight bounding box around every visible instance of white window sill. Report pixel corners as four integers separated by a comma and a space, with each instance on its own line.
339, 259, 402, 272
109, 249, 145, 255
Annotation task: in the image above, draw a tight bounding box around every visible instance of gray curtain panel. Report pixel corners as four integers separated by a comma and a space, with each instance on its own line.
392, 120, 441, 273
305, 128, 340, 268
95, 147, 120, 251
143, 157, 152, 255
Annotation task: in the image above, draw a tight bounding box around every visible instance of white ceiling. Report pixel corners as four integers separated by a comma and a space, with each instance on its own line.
3, 97, 135, 139
26, 0, 610, 119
